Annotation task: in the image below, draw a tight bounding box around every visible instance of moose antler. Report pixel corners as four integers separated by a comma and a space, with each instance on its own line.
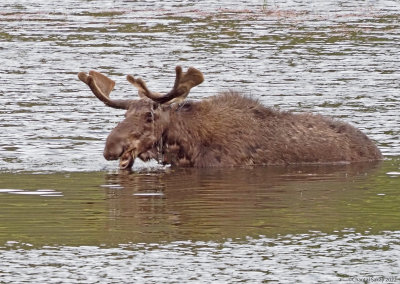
78, 71, 132, 109
126, 75, 162, 100
126, 66, 204, 104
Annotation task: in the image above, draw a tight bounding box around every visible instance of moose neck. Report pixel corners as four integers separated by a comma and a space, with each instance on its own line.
160, 102, 205, 166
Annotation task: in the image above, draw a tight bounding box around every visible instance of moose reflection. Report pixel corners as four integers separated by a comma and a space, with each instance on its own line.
78, 66, 381, 169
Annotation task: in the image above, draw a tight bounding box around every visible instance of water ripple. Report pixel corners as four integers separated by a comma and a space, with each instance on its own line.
0, 0, 399, 173
1, 231, 399, 283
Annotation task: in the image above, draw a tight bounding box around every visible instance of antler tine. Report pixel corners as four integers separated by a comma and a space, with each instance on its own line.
131, 66, 204, 105
172, 66, 183, 90
78, 71, 132, 110
126, 74, 162, 100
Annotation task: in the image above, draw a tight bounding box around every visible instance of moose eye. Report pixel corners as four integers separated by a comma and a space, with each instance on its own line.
130, 131, 141, 139
144, 112, 154, 123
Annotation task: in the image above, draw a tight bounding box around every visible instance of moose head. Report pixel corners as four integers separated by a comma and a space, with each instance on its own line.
78, 66, 204, 169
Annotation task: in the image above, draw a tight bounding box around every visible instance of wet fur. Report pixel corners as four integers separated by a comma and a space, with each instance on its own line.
134, 91, 382, 167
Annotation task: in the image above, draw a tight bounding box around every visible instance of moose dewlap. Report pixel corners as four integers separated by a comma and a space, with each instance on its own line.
78, 66, 382, 169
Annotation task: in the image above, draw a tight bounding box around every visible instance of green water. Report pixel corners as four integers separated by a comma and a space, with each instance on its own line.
1, 159, 399, 248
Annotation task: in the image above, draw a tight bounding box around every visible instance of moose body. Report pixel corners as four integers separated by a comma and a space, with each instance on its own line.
78, 67, 382, 169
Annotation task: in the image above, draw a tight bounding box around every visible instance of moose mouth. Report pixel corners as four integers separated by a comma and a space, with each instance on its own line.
118, 147, 159, 170
119, 150, 136, 170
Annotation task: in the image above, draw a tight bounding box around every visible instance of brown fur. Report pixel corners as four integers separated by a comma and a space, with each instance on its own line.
104, 91, 382, 168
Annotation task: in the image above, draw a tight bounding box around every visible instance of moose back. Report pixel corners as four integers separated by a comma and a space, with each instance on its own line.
78, 66, 382, 169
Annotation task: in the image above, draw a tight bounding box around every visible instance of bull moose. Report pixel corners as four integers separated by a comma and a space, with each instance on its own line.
78, 66, 382, 169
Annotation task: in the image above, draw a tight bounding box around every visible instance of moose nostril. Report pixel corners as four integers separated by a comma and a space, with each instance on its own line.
103, 149, 112, 160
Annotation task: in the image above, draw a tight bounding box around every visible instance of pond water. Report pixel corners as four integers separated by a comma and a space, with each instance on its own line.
0, 0, 399, 283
